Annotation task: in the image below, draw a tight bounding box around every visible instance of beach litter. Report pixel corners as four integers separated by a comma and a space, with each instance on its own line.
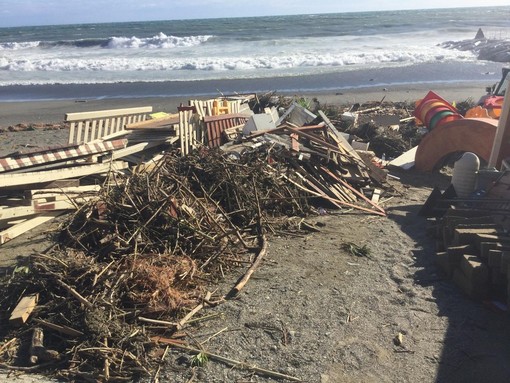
0, 93, 433, 380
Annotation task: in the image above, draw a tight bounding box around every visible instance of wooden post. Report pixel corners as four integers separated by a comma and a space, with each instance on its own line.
489, 94, 510, 168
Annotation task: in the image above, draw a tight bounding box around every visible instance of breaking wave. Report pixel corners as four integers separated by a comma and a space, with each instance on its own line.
0, 49, 475, 74
0, 33, 213, 50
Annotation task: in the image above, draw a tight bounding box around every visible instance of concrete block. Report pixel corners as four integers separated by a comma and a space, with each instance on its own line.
488, 249, 503, 268
501, 251, 510, 274
453, 228, 500, 247
479, 242, 510, 260
474, 233, 510, 251
460, 254, 489, 284
442, 217, 494, 246
453, 268, 488, 300
447, 244, 474, 264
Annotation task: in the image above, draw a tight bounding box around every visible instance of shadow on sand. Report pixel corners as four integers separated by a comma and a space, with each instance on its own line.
385, 168, 510, 383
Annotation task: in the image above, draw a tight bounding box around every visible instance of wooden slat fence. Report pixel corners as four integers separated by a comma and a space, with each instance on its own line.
65, 106, 153, 144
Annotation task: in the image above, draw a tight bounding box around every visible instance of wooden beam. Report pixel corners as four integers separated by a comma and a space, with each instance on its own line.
125, 114, 179, 130
320, 165, 386, 215
0, 211, 64, 245
26, 185, 100, 199
489, 94, 510, 168
0, 161, 128, 188
318, 110, 363, 161
65, 106, 153, 122
101, 142, 162, 161
0, 139, 127, 173
1, 196, 94, 222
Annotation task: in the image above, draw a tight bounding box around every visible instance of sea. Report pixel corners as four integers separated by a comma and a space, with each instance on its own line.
0, 6, 509, 101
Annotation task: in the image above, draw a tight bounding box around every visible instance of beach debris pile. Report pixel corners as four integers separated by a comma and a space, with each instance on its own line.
0, 94, 416, 246
0, 93, 420, 380
0, 148, 308, 381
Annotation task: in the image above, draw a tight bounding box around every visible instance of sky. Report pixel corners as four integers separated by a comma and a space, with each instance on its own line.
1, 0, 509, 27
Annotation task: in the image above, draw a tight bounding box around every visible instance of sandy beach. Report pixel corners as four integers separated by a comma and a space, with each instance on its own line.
0, 82, 491, 128
2, 76, 510, 383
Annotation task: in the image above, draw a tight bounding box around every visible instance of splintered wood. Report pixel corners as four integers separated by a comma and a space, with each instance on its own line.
0, 94, 389, 381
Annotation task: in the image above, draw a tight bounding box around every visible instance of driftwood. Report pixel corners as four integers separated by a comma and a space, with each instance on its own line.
176, 291, 212, 330
231, 234, 268, 296
29, 328, 60, 365
165, 342, 302, 382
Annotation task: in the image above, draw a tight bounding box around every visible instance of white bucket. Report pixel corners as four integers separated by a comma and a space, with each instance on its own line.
451, 152, 480, 198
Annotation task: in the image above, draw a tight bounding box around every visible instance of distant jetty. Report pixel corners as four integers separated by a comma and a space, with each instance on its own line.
441, 28, 510, 63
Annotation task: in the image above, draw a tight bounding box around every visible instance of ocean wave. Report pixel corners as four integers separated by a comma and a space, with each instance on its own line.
0, 33, 213, 50
106, 33, 213, 49
0, 41, 41, 50
0, 49, 475, 73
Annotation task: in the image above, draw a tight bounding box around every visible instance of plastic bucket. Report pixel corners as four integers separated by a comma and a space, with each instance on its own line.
419, 100, 444, 122
435, 114, 462, 127
424, 105, 452, 125
429, 110, 454, 130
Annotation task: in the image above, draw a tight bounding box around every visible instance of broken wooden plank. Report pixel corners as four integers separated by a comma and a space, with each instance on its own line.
1, 196, 94, 222
276, 169, 385, 216
318, 110, 364, 162
0, 179, 81, 192
0, 161, 129, 188
0, 139, 127, 173
320, 165, 386, 215
125, 114, 179, 130
26, 185, 100, 199
0, 211, 64, 245
357, 150, 388, 184
100, 141, 163, 162
9, 293, 39, 326
371, 188, 382, 204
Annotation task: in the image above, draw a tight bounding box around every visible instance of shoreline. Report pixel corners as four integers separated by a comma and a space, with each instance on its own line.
0, 82, 490, 127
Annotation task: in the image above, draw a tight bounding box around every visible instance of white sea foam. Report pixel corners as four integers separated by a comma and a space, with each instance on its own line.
106, 33, 213, 49
0, 46, 476, 76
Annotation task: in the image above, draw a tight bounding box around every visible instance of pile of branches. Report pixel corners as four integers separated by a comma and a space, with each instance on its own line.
0, 146, 312, 381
